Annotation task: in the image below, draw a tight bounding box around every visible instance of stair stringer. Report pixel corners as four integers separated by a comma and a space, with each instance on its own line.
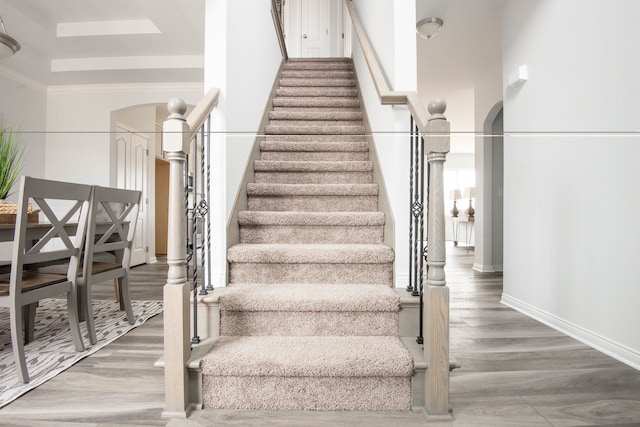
352, 73, 396, 280
226, 58, 288, 264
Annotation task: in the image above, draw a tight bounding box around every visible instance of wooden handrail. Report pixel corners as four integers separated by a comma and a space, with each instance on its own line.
185, 88, 220, 143
344, 0, 431, 134
271, 0, 288, 59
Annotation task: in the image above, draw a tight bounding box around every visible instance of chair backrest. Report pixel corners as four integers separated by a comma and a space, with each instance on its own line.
83, 186, 142, 274
10, 176, 93, 299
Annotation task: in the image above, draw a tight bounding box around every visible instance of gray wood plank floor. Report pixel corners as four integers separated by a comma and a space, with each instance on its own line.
1, 245, 640, 426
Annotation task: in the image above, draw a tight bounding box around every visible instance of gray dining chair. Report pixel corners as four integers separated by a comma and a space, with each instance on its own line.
78, 185, 141, 345
0, 176, 91, 383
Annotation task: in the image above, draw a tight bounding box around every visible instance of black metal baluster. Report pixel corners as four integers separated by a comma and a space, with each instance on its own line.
205, 116, 214, 292
191, 135, 200, 345
411, 121, 422, 298
198, 124, 209, 296
407, 116, 416, 294
417, 128, 426, 345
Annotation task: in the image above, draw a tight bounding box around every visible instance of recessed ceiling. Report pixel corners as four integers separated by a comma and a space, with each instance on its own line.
0, 0, 205, 86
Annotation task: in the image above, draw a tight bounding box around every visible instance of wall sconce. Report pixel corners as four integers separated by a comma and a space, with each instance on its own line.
0, 15, 21, 59
416, 17, 443, 40
463, 187, 475, 218
449, 189, 461, 217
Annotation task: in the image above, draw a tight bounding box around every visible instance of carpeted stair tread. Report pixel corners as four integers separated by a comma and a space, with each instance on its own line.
269, 110, 363, 121
260, 140, 368, 152
265, 124, 365, 135
201, 336, 413, 378
279, 78, 356, 87
227, 243, 394, 264
254, 160, 372, 173
273, 97, 360, 108
238, 211, 384, 226
283, 62, 354, 71
276, 87, 358, 98
220, 283, 399, 312
268, 120, 362, 127
246, 183, 377, 196
281, 70, 355, 79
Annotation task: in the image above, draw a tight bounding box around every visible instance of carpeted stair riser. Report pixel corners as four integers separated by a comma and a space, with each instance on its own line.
201, 335, 412, 411
281, 70, 355, 79
254, 160, 373, 185
238, 211, 384, 244
229, 262, 392, 285
203, 376, 410, 411
276, 87, 357, 98
221, 311, 398, 336
248, 195, 377, 212
260, 140, 369, 162
269, 111, 363, 121
273, 97, 360, 108
207, 58, 412, 412
221, 283, 399, 336
279, 78, 356, 87
247, 183, 378, 212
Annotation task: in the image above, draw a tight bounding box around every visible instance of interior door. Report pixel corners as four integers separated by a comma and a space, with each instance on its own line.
301, 0, 330, 57
116, 124, 148, 266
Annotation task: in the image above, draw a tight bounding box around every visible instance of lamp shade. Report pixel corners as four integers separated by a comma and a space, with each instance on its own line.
463, 187, 475, 199
449, 189, 461, 201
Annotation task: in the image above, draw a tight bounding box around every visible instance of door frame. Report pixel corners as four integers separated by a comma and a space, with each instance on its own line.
115, 121, 151, 266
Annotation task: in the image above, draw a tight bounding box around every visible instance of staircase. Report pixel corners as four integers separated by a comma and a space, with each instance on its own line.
200, 58, 414, 411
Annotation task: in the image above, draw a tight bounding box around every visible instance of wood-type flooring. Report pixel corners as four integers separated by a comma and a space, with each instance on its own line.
1, 245, 639, 426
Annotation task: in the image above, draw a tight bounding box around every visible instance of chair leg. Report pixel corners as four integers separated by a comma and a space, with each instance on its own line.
118, 276, 135, 325
10, 305, 29, 383
22, 303, 37, 344
82, 283, 98, 345
113, 278, 121, 303
67, 289, 86, 352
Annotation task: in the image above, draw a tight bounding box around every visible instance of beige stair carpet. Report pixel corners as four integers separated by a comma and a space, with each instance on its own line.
201, 57, 413, 411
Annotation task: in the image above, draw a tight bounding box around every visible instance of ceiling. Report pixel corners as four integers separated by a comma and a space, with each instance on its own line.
0, 0, 205, 86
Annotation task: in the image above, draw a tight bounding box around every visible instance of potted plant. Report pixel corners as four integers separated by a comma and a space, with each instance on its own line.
0, 121, 26, 220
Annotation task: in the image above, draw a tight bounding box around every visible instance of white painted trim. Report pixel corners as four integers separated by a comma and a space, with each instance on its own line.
472, 263, 494, 273
47, 82, 203, 95
472, 263, 503, 273
501, 293, 640, 371
51, 55, 204, 73
395, 273, 409, 289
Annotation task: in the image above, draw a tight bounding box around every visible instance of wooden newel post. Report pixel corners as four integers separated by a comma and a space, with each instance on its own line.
423, 98, 452, 420
162, 98, 192, 418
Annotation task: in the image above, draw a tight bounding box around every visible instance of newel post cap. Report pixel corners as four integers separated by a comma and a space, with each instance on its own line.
427, 98, 447, 121
163, 98, 190, 154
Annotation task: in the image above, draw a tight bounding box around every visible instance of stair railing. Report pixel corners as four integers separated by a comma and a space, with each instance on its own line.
271, 0, 288, 59
161, 88, 220, 417
344, 0, 451, 419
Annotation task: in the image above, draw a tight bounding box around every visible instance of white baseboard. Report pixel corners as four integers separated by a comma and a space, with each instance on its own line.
472, 263, 503, 273
501, 294, 640, 371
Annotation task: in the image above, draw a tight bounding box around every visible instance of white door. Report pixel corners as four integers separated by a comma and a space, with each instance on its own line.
301, 0, 330, 57
116, 124, 148, 266
287, 0, 331, 57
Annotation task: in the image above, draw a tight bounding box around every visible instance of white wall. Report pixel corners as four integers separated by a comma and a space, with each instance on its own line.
45, 83, 202, 186
205, 0, 283, 286
0, 69, 47, 198
350, 0, 416, 287
502, 0, 640, 369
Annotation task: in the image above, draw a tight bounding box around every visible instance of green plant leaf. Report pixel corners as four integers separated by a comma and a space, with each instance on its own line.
0, 122, 26, 200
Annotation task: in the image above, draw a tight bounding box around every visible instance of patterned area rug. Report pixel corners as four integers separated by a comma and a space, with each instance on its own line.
0, 298, 163, 408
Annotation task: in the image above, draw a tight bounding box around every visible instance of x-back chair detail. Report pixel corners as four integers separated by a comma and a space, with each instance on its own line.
0, 176, 91, 383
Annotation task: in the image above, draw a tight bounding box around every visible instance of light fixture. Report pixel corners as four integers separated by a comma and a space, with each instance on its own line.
449, 189, 461, 217
416, 17, 443, 40
0, 14, 21, 59
463, 187, 475, 218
